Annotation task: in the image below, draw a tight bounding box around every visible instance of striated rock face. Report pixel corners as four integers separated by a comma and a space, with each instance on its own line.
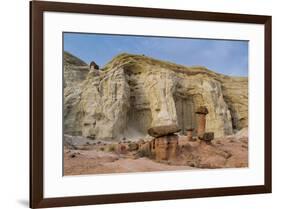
64, 51, 89, 88
221, 78, 248, 130
64, 52, 248, 140
64, 52, 89, 135
79, 68, 130, 139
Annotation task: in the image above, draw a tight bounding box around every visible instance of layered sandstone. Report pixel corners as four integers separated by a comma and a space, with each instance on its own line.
64, 52, 89, 135
64, 52, 248, 140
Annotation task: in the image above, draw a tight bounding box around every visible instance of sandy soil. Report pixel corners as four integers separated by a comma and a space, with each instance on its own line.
64, 149, 194, 175
64, 128, 248, 176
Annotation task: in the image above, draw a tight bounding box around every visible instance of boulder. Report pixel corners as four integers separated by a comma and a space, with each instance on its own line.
116, 144, 128, 154
137, 141, 152, 158
202, 132, 214, 142
147, 124, 180, 137
128, 142, 139, 151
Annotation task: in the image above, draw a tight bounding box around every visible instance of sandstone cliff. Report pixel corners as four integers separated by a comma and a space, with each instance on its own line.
64, 52, 248, 140
64, 52, 89, 135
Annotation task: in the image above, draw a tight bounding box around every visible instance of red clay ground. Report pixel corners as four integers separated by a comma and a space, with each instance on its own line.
64, 128, 248, 176
64, 149, 193, 175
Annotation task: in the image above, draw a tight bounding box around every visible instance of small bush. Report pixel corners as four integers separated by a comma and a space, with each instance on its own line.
108, 144, 116, 152
137, 149, 152, 158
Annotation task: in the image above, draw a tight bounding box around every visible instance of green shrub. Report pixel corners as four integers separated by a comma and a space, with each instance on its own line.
137, 149, 152, 158
108, 144, 116, 152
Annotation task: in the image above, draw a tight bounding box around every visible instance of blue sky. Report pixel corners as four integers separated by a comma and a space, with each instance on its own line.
64, 32, 248, 77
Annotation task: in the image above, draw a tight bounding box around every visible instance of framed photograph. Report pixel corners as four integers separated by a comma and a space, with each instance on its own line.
30, 0, 272, 208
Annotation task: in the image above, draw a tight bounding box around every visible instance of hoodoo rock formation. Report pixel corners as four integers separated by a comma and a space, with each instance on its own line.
195, 106, 209, 139
64, 52, 248, 140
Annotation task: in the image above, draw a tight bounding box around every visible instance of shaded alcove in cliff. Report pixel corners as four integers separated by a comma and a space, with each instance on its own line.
222, 93, 247, 133
174, 93, 205, 136
125, 95, 153, 139
174, 96, 195, 135
227, 105, 247, 132
123, 65, 154, 139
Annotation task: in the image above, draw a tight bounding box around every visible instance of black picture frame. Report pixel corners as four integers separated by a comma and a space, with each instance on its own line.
30, 1, 272, 208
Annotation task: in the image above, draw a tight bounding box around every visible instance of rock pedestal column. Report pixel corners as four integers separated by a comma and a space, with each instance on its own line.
186, 128, 194, 141
154, 134, 179, 161
195, 106, 209, 139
